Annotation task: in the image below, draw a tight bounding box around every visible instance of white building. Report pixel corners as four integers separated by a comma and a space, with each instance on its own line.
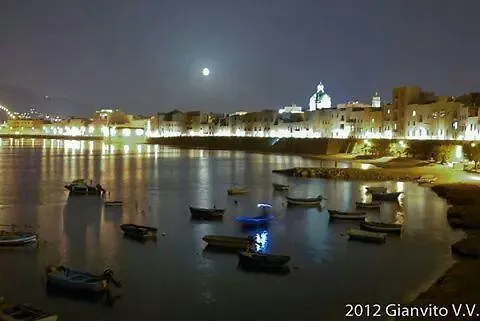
372, 92, 381, 108
309, 83, 332, 110
279, 104, 303, 114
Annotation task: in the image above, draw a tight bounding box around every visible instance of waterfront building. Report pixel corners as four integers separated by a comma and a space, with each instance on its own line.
372, 92, 381, 108
308, 83, 332, 110
279, 104, 303, 114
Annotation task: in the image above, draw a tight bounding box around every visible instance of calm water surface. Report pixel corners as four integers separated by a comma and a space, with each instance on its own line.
0, 139, 463, 320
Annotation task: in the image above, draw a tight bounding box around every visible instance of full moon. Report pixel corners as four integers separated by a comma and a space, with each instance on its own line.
202, 68, 210, 76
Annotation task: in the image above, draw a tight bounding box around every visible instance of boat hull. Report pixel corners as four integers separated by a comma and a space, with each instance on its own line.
235, 214, 273, 226
329, 213, 366, 220
104, 201, 123, 207
202, 235, 250, 250
189, 207, 225, 220
272, 183, 289, 191
238, 251, 290, 268
348, 229, 386, 244
227, 189, 249, 195
366, 187, 387, 193
371, 192, 402, 201
46, 266, 108, 293
0, 300, 57, 321
355, 202, 381, 210
286, 197, 322, 206
360, 222, 402, 234
0, 232, 37, 246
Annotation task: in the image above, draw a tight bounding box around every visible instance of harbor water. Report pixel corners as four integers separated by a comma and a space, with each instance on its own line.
0, 139, 462, 320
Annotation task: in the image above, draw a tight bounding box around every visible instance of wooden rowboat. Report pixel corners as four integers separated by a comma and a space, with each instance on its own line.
366, 186, 387, 193
0, 298, 57, 321
272, 183, 289, 191
238, 251, 290, 268
189, 206, 225, 220
227, 187, 249, 195
0, 231, 37, 247
45, 266, 121, 293
360, 221, 403, 234
328, 210, 366, 220
348, 229, 386, 244
202, 235, 251, 250
286, 195, 324, 206
355, 201, 381, 209
371, 192, 403, 201
104, 201, 123, 207
120, 224, 157, 240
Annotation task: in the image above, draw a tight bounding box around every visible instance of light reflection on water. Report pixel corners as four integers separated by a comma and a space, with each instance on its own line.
0, 139, 464, 321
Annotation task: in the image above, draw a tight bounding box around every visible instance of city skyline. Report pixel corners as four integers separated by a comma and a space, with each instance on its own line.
0, 1, 479, 115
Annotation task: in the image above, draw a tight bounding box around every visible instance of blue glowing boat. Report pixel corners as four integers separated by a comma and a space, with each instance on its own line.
235, 214, 274, 226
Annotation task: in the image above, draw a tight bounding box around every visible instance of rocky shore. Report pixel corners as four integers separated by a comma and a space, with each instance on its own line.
272, 167, 419, 181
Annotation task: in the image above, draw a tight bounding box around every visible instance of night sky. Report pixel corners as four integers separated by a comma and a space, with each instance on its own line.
0, 0, 479, 116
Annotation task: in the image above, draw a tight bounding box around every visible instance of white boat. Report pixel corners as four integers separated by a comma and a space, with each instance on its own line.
286, 195, 324, 206
417, 175, 437, 184
355, 201, 381, 209
0, 298, 57, 321
366, 186, 387, 193
227, 187, 249, 195
348, 229, 386, 244
0, 231, 37, 246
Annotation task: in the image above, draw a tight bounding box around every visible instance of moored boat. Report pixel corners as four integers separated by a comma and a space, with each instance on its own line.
227, 187, 249, 195
371, 191, 403, 201
417, 175, 437, 184
360, 221, 403, 234
355, 201, 381, 209
272, 183, 289, 191
45, 266, 121, 293
64, 179, 105, 196
189, 206, 225, 220
348, 229, 386, 244
202, 235, 251, 251
104, 201, 123, 207
365, 186, 387, 193
0, 298, 57, 321
238, 251, 290, 268
0, 231, 37, 247
235, 214, 274, 226
120, 224, 157, 239
328, 210, 366, 220
286, 195, 324, 206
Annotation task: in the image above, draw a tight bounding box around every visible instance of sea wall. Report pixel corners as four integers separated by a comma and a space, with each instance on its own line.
0, 134, 103, 141
147, 136, 355, 155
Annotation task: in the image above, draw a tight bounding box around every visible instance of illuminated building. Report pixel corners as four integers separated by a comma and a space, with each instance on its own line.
309, 82, 332, 110
372, 92, 381, 108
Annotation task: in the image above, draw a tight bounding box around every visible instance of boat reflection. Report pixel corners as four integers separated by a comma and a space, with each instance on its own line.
254, 230, 269, 253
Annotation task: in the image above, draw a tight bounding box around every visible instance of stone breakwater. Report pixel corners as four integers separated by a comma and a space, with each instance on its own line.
272, 167, 418, 181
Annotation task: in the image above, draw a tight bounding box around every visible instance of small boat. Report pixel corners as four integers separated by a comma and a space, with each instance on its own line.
120, 224, 157, 239
64, 179, 106, 195
189, 206, 225, 220
366, 186, 387, 193
238, 251, 290, 268
235, 214, 274, 226
202, 235, 251, 250
45, 266, 121, 293
0, 231, 37, 246
0, 298, 57, 321
371, 191, 403, 201
348, 229, 386, 244
360, 221, 403, 234
272, 183, 289, 191
328, 210, 366, 220
355, 201, 381, 209
417, 175, 437, 184
286, 195, 324, 206
104, 201, 123, 207
227, 187, 249, 195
